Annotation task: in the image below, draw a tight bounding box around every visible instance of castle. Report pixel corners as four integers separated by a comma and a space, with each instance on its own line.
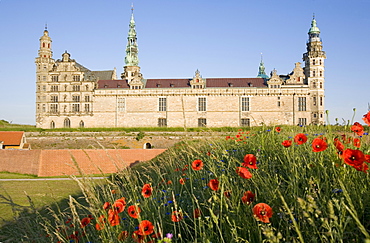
35, 10, 325, 129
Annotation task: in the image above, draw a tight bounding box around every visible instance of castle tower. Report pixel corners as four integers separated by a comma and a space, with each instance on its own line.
303, 16, 326, 124
35, 27, 55, 127
121, 6, 144, 89
256, 54, 269, 79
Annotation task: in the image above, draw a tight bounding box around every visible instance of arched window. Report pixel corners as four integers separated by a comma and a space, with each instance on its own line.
42, 43, 45, 48
79, 120, 84, 128
50, 121, 55, 129
64, 118, 71, 128
48, 43, 50, 48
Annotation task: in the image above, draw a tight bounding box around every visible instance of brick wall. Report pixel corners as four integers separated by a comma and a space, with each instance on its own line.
0, 149, 165, 177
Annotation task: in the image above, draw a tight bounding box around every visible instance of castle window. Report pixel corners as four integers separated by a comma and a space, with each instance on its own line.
64, 118, 71, 128
320, 113, 323, 118
85, 104, 90, 112
51, 95, 58, 103
241, 118, 250, 127
320, 97, 323, 106
79, 120, 84, 128
198, 97, 206, 112
72, 104, 80, 112
85, 96, 90, 102
198, 118, 207, 127
42, 104, 46, 112
52, 75, 59, 82
298, 118, 307, 126
319, 83, 323, 88
313, 96, 317, 106
159, 97, 167, 111
117, 98, 125, 112
43, 65, 47, 70
50, 121, 55, 129
43, 76, 46, 81
51, 85, 58, 92
241, 97, 250, 111
312, 59, 316, 65
312, 70, 316, 77
48, 43, 50, 48
313, 113, 317, 118
298, 97, 306, 111
37, 85, 40, 91
319, 71, 323, 77
158, 118, 167, 127
319, 59, 322, 65
72, 85, 80, 91
43, 85, 46, 91
72, 95, 80, 102
50, 104, 58, 113
73, 75, 80, 82
43, 43, 45, 48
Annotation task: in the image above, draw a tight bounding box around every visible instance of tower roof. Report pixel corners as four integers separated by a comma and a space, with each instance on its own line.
308, 17, 320, 34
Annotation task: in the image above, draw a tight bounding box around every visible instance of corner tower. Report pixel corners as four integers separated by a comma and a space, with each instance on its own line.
121, 6, 144, 89
35, 27, 55, 127
303, 16, 326, 124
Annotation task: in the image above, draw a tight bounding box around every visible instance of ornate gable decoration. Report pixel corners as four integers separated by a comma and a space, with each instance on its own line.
286, 62, 305, 84
190, 69, 205, 89
267, 69, 283, 88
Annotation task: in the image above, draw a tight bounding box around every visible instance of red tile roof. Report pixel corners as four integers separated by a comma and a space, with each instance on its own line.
0, 131, 24, 146
97, 78, 267, 89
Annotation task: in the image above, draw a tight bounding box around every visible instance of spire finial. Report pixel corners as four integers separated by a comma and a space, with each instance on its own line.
45, 22, 48, 30
131, 3, 134, 13
313, 13, 315, 19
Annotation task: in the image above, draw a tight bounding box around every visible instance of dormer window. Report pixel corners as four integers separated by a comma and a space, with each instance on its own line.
117, 85, 121, 88
104, 85, 108, 88
170, 84, 174, 88
190, 69, 206, 89
228, 83, 233, 87
156, 84, 161, 88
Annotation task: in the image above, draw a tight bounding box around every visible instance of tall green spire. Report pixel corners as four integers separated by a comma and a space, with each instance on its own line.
125, 6, 139, 66
257, 54, 269, 79
308, 15, 320, 34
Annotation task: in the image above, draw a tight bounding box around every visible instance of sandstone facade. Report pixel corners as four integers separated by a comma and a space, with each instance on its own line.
35, 12, 325, 129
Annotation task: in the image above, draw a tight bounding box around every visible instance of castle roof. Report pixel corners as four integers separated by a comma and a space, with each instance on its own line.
97, 77, 266, 89
92, 70, 115, 80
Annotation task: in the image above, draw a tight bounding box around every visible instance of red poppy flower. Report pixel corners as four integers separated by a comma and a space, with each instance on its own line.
128, 205, 141, 219
343, 148, 365, 167
242, 154, 258, 169
334, 138, 344, 152
282, 140, 292, 148
108, 209, 120, 226
141, 184, 152, 198
224, 190, 232, 198
95, 215, 105, 230
294, 133, 307, 145
138, 220, 154, 236
179, 178, 185, 185
253, 203, 273, 223
312, 137, 328, 152
171, 211, 183, 222
241, 191, 255, 205
80, 217, 91, 228
365, 154, 370, 163
118, 231, 129, 241
113, 197, 126, 213
353, 138, 361, 148
363, 111, 370, 126
236, 167, 253, 179
352, 162, 368, 173
275, 127, 281, 133
208, 179, 219, 191
103, 202, 111, 210
192, 159, 204, 170
351, 122, 364, 136
193, 208, 201, 218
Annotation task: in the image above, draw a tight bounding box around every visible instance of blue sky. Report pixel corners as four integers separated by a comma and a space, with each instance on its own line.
0, 0, 369, 125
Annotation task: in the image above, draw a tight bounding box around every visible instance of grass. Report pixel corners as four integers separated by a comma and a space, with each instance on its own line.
1, 123, 369, 242
0, 180, 82, 227
0, 172, 38, 179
